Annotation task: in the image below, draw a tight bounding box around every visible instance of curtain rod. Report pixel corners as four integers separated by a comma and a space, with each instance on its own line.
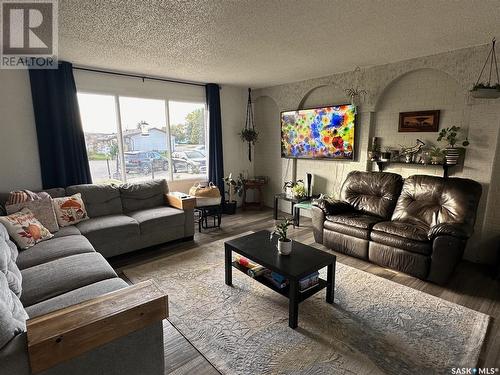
72, 66, 207, 87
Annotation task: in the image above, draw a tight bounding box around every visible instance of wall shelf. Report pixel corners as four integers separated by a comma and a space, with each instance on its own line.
374, 160, 453, 178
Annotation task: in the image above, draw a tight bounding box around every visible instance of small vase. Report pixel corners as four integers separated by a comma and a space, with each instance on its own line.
277, 239, 292, 255
445, 147, 461, 165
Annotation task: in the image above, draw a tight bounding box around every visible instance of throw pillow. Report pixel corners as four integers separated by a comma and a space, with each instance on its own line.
6, 190, 41, 205
6, 197, 59, 233
0, 208, 53, 250
52, 193, 89, 227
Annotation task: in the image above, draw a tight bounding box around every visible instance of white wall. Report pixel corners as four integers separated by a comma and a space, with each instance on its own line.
254, 44, 500, 264
0, 69, 249, 197
0, 69, 41, 192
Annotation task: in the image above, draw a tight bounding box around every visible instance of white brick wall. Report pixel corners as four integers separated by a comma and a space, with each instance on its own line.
253, 45, 500, 264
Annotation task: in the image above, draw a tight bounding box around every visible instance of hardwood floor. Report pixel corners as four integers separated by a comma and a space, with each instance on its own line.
112, 208, 500, 373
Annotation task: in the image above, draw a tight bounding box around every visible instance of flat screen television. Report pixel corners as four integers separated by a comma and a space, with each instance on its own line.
280, 104, 356, 160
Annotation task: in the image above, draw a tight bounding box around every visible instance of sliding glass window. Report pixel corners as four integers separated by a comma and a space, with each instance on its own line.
78, 93, 207, 184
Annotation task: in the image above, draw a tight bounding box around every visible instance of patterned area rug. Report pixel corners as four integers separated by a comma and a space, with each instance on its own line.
123, 234, 490, 375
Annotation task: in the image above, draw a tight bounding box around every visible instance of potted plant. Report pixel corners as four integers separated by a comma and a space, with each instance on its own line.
283, 180, 303, 199
271, 218, 293, 255
222, 173, 244, 215
437, 126, 469, 165
470, 82, 500, 99
291, 182, 306, 199
429, 146, 445, 165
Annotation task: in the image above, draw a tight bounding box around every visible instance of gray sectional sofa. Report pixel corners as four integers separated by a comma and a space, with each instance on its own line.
0, 179, 194, 374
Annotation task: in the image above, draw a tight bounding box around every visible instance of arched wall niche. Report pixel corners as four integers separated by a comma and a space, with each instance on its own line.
253, 95, 282, 207
373, 68, 467, 154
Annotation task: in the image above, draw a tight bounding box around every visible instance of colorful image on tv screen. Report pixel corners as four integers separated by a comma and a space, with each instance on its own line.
281, 104, 355, 159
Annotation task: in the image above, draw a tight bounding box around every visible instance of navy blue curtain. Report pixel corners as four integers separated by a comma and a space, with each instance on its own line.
29, 61, 92, 188
206, 83, 225, 204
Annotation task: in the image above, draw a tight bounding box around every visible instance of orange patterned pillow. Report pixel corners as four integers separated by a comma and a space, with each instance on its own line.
0, 208, 53, 249
52, 193, 89, 227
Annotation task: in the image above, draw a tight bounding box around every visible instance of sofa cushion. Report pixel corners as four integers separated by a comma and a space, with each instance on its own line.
326, 212, 382, 230
20, 252, 117, 306
370, 230, 432, 255
120, 180, 168, 213
127, 206, 185, 235
391, 175, 482, 230
0, 233, 22, 296
66, 184, 123, 217
372, 221, 429, 242
52, 225, 81, 238
76, 215, 140, 249
16, 235, 95, 270
340, 171, 403, 219
0, 273, 28, 350
26, 278, 128, 318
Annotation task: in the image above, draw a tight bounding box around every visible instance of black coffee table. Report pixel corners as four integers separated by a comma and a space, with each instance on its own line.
224, 230, 336, 328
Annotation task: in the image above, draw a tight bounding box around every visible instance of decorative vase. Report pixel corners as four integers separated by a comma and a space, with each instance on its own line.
285, 187, 293, 199
445, 147, 461, 165
277, 239, 292, 255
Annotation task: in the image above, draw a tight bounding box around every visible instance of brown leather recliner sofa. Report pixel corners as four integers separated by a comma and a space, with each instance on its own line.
312, 171, 482, 284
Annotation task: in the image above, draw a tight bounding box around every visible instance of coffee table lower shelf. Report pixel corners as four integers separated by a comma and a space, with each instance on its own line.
232, 262, 327, 303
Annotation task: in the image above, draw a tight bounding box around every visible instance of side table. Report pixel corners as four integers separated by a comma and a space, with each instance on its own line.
273, 193, 308, 220
242, 180, 267, 210
293, 200, 312, 227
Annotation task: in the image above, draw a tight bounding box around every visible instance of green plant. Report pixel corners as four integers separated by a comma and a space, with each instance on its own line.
271, 218, 293, 241
283, 180, 303, 189
437, 126, 470, 148
222, 173, 244, 200
473, 82, 500, 90
429, 146, 444, 158
292, 183, 306, 198
240, 128, 259, 144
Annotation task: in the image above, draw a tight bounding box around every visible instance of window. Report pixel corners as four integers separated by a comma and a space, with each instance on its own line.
78, 93, 207, 184
78, 93, 123, 184
169, 101, 207, 180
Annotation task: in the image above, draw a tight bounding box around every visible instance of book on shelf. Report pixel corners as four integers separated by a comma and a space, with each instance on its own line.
299, 271, 319, 291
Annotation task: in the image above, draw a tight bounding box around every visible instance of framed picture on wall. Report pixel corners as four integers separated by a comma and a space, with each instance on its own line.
398, 110, 440, 132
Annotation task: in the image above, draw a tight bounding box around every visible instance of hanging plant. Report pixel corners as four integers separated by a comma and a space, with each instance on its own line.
240, 128, 259, 143
470, 38, 500, 99
241, 88, 258, 161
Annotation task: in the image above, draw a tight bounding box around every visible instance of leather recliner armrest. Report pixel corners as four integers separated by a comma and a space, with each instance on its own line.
312, 198, 353, 216
428, 223, 472, 240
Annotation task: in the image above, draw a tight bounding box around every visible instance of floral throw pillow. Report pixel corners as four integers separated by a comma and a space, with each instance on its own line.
0, 208, 53, 249
52, 193, 89, 227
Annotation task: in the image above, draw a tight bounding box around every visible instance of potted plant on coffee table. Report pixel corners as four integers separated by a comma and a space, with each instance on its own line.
222, 173, 244, 214
271, 218, 293, 255
437, 126, 469, 165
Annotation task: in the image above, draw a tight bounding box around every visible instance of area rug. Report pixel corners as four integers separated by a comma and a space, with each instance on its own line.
123, 233, 490, 375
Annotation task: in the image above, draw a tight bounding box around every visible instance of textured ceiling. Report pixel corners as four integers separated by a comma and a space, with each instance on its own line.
59, 0, 500, 88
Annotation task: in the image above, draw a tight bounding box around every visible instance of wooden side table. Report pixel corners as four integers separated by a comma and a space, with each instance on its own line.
242, 180, 267, 210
